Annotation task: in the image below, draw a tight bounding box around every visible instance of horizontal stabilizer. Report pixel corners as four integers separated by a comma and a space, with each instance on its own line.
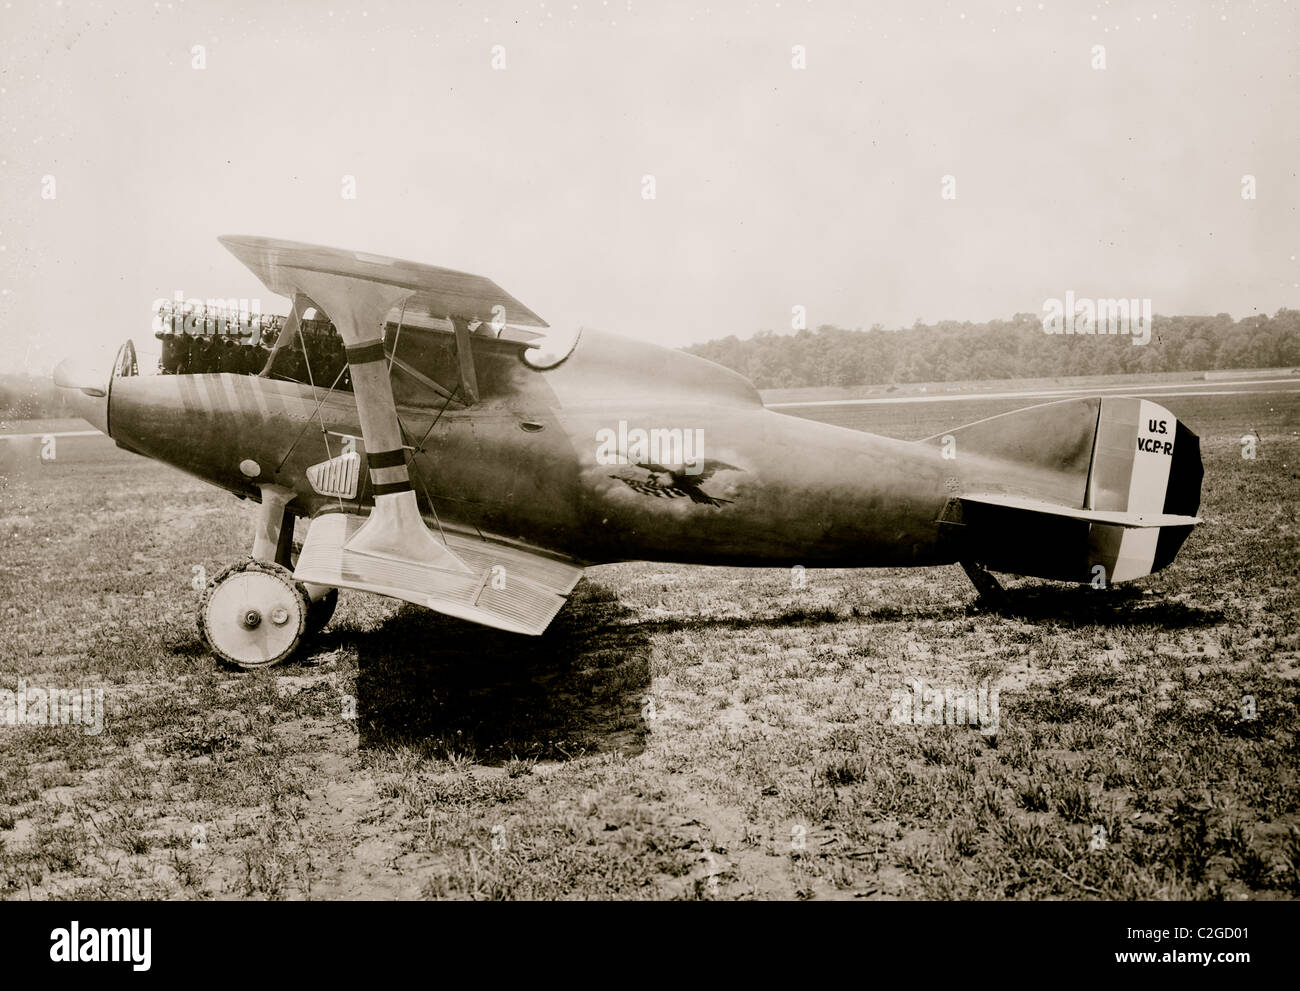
959, 492, 1200, 529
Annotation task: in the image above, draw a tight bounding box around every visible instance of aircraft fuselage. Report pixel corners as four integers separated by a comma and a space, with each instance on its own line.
105, 327, 960, 570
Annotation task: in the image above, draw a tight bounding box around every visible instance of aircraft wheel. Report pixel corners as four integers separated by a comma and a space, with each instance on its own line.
198, 559, 310, 670
306, 586, 339, 636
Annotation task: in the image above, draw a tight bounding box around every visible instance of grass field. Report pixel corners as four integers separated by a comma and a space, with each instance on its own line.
0, 384, 1298, 900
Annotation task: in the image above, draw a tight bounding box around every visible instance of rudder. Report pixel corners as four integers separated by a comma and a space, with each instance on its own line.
1085, 397, 1202, 582
932, 396, 1203, 584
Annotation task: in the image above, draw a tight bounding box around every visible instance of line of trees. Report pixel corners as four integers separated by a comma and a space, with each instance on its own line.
683, 310, 1300, 388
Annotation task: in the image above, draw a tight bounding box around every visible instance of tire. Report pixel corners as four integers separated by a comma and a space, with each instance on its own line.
197, 558, 310, 670
306, 586, 339, 636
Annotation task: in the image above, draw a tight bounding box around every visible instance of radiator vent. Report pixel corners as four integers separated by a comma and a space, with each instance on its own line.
306, 451, 361, 499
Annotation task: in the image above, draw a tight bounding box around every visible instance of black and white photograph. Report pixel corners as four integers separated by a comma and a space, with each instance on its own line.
0, 0, 1295, 967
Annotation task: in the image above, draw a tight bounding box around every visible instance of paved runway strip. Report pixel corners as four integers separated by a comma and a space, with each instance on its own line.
766, 376, 1300, 408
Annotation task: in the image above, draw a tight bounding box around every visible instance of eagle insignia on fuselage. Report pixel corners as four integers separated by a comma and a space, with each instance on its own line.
610, 461, 743, 508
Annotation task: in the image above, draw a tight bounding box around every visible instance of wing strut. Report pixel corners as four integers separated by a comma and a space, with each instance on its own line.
259, 292, 307, 377
450, 316, 479, 404
283, 269, 471, 572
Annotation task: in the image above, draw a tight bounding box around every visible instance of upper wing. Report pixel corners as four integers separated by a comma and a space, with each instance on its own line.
219, 234, 549, 329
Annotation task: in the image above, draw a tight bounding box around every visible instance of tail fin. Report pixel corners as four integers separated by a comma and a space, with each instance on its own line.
929, 397, 1202, 584
1083, 397, 1202, 581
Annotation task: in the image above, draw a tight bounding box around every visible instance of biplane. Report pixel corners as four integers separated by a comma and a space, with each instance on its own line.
52, 236, 1203, 669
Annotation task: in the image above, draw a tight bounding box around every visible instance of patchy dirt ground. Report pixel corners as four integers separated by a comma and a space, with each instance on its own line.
0, 387, 1297, 899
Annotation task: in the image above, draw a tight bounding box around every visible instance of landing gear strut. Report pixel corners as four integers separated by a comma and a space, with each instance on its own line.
197, 483, 338, 670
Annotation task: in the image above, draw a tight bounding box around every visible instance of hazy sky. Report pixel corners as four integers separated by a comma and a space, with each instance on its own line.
2, 0, 1297, 374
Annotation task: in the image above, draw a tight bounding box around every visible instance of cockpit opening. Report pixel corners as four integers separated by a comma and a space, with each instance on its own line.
520, 324, 581, 369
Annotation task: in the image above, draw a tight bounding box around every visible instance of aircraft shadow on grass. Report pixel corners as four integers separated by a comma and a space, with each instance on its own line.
346, 581, 651, 760
338, 579, 1221, 753
175, 573, 1219, 756
988, 582, 1225, 629
612, 576, 1224, 635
